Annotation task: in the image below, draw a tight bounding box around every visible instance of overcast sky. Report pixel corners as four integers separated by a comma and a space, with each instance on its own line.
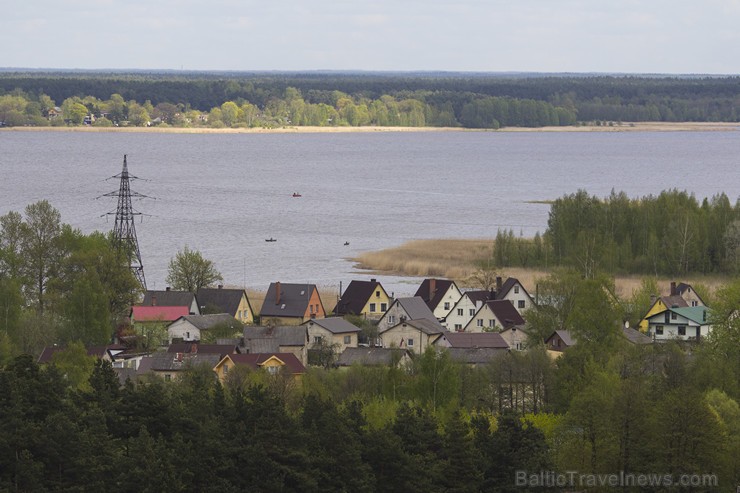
2, 0, 739, 74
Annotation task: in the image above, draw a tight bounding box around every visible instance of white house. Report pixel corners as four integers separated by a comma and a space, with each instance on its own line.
646, 306, 712, 342
167, 314, 241, 343
414, 279, 463, 320
445, 290, 494, 331
495, 277, 535, 315
303, 317, 361, 352
376, 297, 443, 334
463, 300, 525, 332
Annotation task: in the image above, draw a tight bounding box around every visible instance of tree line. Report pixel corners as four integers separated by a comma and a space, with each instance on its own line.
490, 189, 740, 277
1, 71, 738, 129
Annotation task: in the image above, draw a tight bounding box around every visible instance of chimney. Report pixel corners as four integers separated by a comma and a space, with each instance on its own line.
166, 286, 171, 291
489, 289, 496, 300
429, 279, 436, 300
151, 295, 157, 306
218, 284, 223, 289
496, 277, 502, 292
275, 282, 281, 305
670, 282, 677, 296
371, 278, 376, 283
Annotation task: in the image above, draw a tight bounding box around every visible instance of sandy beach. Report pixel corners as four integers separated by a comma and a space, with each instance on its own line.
2, 121, 738, 134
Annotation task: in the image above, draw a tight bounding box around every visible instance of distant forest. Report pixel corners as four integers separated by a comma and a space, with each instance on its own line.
0, 71, 738, 129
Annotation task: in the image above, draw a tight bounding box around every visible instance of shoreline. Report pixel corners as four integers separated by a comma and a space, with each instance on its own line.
2, 121, 738, 134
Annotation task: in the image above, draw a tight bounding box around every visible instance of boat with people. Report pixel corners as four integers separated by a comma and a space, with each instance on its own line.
292, 192, 302, 197
265, 238, 277, 242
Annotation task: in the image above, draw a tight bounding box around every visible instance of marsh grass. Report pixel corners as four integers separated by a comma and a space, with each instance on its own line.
352, 239, 730, 296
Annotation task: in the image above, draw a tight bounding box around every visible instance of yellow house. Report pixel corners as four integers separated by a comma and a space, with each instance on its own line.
638, 282, 707, 332
332, 279, 391, 319
259, 282, 326, 325
196, 287, 255, 324
213, 353, 306, 382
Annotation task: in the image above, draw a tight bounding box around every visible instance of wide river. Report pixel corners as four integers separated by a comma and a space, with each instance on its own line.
2, 129, 739, 296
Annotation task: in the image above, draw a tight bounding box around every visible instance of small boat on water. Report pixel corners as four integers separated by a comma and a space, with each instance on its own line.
265, 238, 277, 242
292, 192, 302, 197
344, 241, 350, 246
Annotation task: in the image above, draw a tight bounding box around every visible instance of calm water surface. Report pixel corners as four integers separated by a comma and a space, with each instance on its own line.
1, 130, 739, 295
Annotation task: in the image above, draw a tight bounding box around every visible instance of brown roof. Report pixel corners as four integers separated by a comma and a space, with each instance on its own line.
196, 287, 253, 317
485, 300, 526, 328
440, 331, 509, 349
166, 343, 239, 355
414, 279, 458, 311
496, 277, 531, 301
224, 353, 306, 374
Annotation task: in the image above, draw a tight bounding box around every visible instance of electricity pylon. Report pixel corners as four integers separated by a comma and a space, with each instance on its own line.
102, 155, 149, 290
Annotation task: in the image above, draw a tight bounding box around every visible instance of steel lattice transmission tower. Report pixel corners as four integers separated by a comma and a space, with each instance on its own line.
103, 155, 149, 290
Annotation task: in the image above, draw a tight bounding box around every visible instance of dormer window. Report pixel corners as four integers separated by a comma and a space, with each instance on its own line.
281, 303, 286, 309
514, 285, 520, 294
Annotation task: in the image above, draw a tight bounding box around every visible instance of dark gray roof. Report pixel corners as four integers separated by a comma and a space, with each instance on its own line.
622, 327, 653, 345
547, 330, 575, 347
113, 367, 138, 385
333, 280, 384, 315
243, 326, 308, 347
166, 343, 238, 355
305, 317, 361, 334
244, 338, 281, 354
196, 287, 252, 316
260, 282, 319, 318
400, 318, 445, 336
142, 290, 197, 308
440, 331, 509, 349
171, 314, 241, 331
465, 290, 495, 304
446, 347, 509, 364
395, 297, 440, 322
336, 347, 408, 367
140, 351, 222, 372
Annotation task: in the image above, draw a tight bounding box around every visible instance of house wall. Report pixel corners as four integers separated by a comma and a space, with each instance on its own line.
463, 305, 502, 332
380, 323, 437, 354
302, 289, 326, 322
444, 295, 479, 331
167, 320, 200, 343
639, 299, 667, 331
307, 325, 358, 352
377, 302, 409, 334
360, 284, 391, 319
500, 328, 526, 351
547, 334, 567, 351
189, 299, 200, 315
680, 287, 705, 307
646, 313, 710, 341
280, 345, 308, 365
432, 284, 462, 319
236, 295, 255, 324
500, 284, 533, 315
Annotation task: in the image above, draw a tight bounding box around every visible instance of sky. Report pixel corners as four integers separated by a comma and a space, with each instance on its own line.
2, 0, 739, 74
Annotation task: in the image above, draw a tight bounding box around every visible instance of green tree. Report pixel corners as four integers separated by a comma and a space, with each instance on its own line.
165, 245, 223, 292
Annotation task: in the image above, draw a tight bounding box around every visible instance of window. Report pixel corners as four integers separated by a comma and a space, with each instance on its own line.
237, 310, 241, 319
186, 331, 190, 339
376, 290, 381, 298
518, 300, 525, 309
380, 303, 387, 312
469, 308, 476, 316
314, 336, 323, 344
454, 324, 462, 331
344, 335, 351, 344
223, 364, 229, 374
457, 308, 463, 316
671, 312, 677, 320
488, 319, 496, 328
678, 326, 686, 336
444, 302, 450, 310
164, 374, 171, 381
407, 338, 414, 347
477, 319, 483, 327
691, 301, 698, 307
267, 366, 279, 375
369, 303, 376, 312
656, 326, 664, 335
388, 315, 396, 325
514, 285, 520, 294
310, 305, 314, 314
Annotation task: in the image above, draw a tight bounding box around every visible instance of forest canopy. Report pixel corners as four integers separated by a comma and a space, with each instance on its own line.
0, 71, 738, 129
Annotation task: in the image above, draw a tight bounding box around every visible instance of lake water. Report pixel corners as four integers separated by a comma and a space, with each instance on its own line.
1, 129, 739, 296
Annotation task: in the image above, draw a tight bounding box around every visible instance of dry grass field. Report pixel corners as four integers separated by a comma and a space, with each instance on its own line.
352, 238, 730, 298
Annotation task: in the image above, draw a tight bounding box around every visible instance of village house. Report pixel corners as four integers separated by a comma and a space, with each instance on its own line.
259, 282, 325, 325
444, 290, 494, 331
196, 286, 255, 324
213, 353, 306, 382
494, 277, 535, 315
622, 326, 653, 345
463, 299, 526, 332
645, 306, 712, 342
303, 317, 361, 352
332, 279, 391, 319
242, 325, 309, 364
376, 296, 443, 334
639, 281, 707, 331
499, 326, 529, 351
433, 331, 510, 366
545, 330, 575, 352
414, 278, 463, 320
167, 314, 242, 343
142, 288, 200, 315
137, 351, 223, 382
379, 318, 444, 354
